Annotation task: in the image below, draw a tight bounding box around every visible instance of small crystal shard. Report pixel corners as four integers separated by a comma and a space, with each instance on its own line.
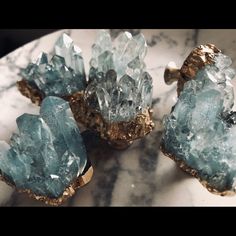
87, 30, 152, 123
21, 33, 86, 98
0, 96, 88, 199
162, 52, 236, 193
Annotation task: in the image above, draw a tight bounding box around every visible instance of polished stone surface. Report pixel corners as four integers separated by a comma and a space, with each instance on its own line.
1, 29, 236, 206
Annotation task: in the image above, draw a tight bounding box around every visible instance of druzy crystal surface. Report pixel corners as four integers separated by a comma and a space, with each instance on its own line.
162, 53, 236, 193
0, 96, 87, 198
86, 30, 153, 122
21, 33, 86, 97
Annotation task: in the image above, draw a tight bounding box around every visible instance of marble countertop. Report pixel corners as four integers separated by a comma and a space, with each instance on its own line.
1, 29, 236, 206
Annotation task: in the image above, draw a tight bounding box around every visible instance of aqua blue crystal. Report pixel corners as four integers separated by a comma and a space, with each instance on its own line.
21, 33, 86, 97
162, 53, 236, 193
87, 30, 153, 123
0, 96, 87, 198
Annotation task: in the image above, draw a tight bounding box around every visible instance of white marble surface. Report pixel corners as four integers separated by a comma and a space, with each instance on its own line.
1, 29, 236, 206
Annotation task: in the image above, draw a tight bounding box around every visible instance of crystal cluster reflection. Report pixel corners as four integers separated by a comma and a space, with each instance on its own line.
162, 53, 236, 192
21, 34, 86, 97
86, 30, 153, 122
0, 97, 87, 198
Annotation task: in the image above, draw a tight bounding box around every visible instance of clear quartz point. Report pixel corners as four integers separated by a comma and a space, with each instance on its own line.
87, 30, 153, 122
21, 33, 86, 97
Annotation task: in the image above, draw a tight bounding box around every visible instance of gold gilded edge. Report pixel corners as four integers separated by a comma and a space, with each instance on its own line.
17, 80, 43, 105
164, 44, 221, 97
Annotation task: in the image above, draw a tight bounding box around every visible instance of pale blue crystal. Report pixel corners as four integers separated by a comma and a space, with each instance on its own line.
133, 34, 147, 60
0, 96, 87, 198
139, 72, 153, 108
98, 51, 114, 73
36, 52, 48, 66
118, 74, 135, 95
21, 33, 86, 97
117, 100, 136, 121
55, 34, 85, 77
95, 30, 112, 53
162, 53, 236, 193
87, 30, 152, 123
96, 86, 111, 116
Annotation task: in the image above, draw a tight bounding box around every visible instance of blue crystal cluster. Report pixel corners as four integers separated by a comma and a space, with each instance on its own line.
0, 96, 87, 198
86, 30, 153, 122
162, 53, 236, 192
21, 33, 86, 97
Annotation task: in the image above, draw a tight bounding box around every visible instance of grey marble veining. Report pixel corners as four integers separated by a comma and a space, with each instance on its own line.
1, 29, 236, 206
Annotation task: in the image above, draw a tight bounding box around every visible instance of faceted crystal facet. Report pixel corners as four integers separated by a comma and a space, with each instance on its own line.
162, 53, 236, 193
21, 33, 86, 97
0, 96, 87, 198
87, 30, 152, 123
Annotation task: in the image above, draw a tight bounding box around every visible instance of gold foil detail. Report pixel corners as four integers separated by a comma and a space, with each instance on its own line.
164, 44, 221, 96
17, 80, 43, 106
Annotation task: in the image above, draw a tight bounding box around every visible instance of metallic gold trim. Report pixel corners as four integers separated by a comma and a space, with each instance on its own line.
17, 80, 43, 105
164, 61, 181, 85
164, 44, 221, 96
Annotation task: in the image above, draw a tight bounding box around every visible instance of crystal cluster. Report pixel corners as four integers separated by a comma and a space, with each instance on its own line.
86, 30, 153, 122
162, 53, 236, 193
0, 96, 87, 199
21, 33, 86, 97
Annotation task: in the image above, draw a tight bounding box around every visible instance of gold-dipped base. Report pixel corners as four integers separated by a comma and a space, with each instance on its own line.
0, 165, 93, 206
69, 92, 155, 149
160, 141, 235, 196
17, 80, 44, 105
164, 44, 221, 96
